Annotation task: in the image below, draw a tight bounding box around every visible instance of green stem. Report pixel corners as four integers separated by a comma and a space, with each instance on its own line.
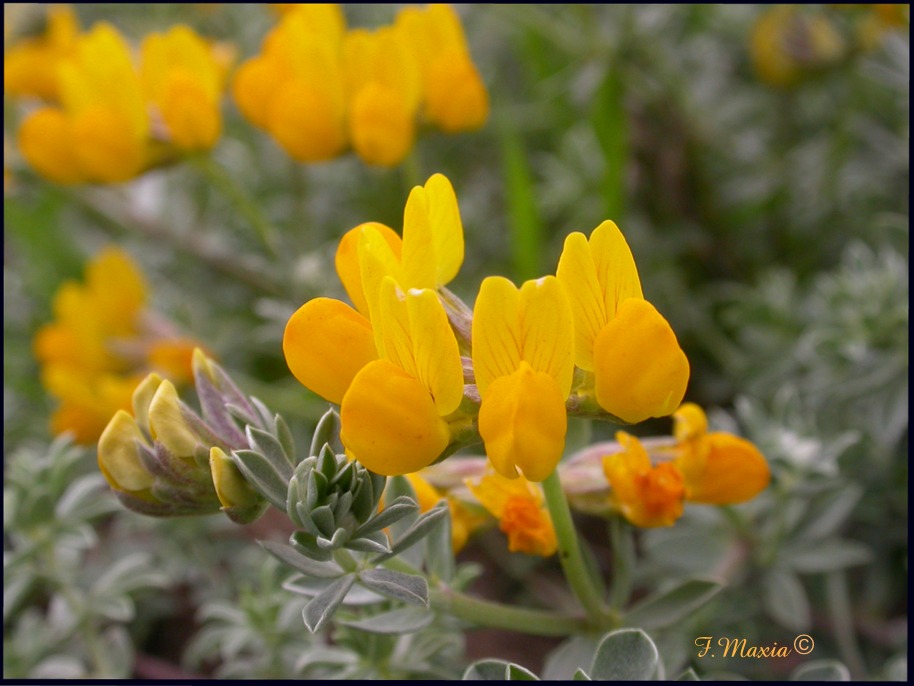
608, 515, 635, 610
541, 469, 617, 630
192, 154, 281, 260
429, 588, 588, 637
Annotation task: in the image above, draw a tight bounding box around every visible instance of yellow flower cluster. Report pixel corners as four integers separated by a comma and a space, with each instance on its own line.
33, 247, 202, 443
232, 3, 488, 167
283, 172, 690, 487
6, 7, 228, 183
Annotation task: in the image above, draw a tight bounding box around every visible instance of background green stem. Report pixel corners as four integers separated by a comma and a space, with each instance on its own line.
429, 588, 587, 636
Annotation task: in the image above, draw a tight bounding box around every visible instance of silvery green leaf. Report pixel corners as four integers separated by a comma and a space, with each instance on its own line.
310, 505, 336, 538
350, 475, 376, 523
274, 413, 297, 465
3, 573, 34, 621
249, 396, 277, 431
463, 659, 539, 680
290, 531, 333, 561
345, 535, 390, 555
383, 476, 420, 536
31, 655, 86, 679
296, 646, 358, 673
54, 474, 116, 521
791, 659, 851, 681
318, 445, 338, 482
259, 541, 343, 579
93, 594, 135, 622
573, 668, 592, 680
352, 496, 419, 538
782, 540, 872, 573
425, 499, 455, 583
372, 502, 448, 563
793, 485, 863, 541
337, 606, 433, 634
624, 578, 723, 630
358, 568, 428, 606
302, 574, 355, 633
677, 667, 700, 680
91, 552, 168, 596
542, 634, 600, 680
590, 628, 660, 681
763, 568, 811, 631
315, 528, 349, 550
309, 408, 341, 458
245, 426, 293, 478
232, 449, 289, 510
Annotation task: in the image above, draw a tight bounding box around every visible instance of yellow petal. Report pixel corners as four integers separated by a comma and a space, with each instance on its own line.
283, 297, 378, 405
673, 402, 709, 442
399, 184, 438, 289
424, 173, 464, 286
471, 276, 522, 395
376, 279, 464, 415
594, 298, 689, 424
86, 247, 148, 334
210, 446, 260, 509
677, 433, 771, 505
232, 54, 288, 129
589, 220, 643, 315
131, 373, 164, 436
70, 104, 146, 182
336, 222, 402, 317
158, 70, 221, 150
267, 77, 346, 162
467, 469, 555, 556
147, 379, 199, 457
556, 232, 606, 371
477, 362, 567, 482
340, 359, 450, 476
17, 108, 86, 184
518, 277, 575, 396
349, 82, 415, 167
98, 410, 154, 492
424, 50, 489, 132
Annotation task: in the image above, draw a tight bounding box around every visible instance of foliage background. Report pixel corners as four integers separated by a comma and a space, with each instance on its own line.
4, 3, 908, 680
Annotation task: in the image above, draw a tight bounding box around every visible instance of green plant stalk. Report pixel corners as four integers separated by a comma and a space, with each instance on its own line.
542, 469, 617, 630
608, 515, 634, 610
429, 588, 588, 637
193, 154, 281, 260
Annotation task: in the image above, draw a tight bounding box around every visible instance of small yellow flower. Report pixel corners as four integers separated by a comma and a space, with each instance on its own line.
395, 4, 489, 133
339, 278, 464, 476
141, 25, 226, 151
556, 220, 689, 425
405, 472, 484, 553
466, 468, 557, 557
33, 247, 203, 443
672, 403, 771, 505
603, 431, 685, 528
4, 4, 80, 102
471, 275, 574, 482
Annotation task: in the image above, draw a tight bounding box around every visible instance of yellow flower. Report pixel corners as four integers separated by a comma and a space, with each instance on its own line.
33, 247, 202, 443
343, 25, 421, 166
472, 275, 575, 482
283, 173, 464, 404
141, 25, 226, 151
4, 4, 80, 102
17, 22, 148, 183
395, 4, 489, 133
749, 5, 845, 88
556, 220, 689, 425
672, 403, 771, 505
603, 431, 685, 528
232, 4, 348, 162
339, 278, 464, 475
466, 468, 557, 557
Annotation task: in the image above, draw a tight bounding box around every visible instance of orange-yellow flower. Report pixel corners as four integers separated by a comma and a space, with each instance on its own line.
471, 275, 575, 482
4, 4, 80, 102
556, 220, 689, 425
466, 468, 557, 556
672, 403, 771, 505
405, 472, 484, 553
603, 431, 685, 528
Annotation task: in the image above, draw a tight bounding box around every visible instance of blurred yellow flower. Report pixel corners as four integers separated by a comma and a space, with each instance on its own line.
471, 275, 574, 482
603, 431, 686, 528
141, 25, 227, 151
556, 220, 689, 425
405, 472, 484, 553
4, 4, 80, 102
33, 247, 202, 443
466, 468, 557, 557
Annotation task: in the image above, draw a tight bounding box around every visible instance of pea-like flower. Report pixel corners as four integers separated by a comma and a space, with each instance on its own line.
471, 275, 574, 482
4, 4, 80, 102
339, 277, 464, 476
33, 247, 201, 443
466, 468, 557, 557
405, 473, 485, 553
556, 220, 690, 425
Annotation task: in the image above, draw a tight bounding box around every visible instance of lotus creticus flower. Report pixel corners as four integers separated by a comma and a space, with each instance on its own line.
466, 468, 557, 557
233, 4, 487, 167
556, 220, 690, 425
33, 247, 202, 443
283, 173, 464, 405
749, 5, 844, 88
405, 473, 485, 553
599, 404, 770, 528
140, 25, 228, 151
4, 4, 80, 102
97, 350, 266, 523
471, 275, 574, 482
